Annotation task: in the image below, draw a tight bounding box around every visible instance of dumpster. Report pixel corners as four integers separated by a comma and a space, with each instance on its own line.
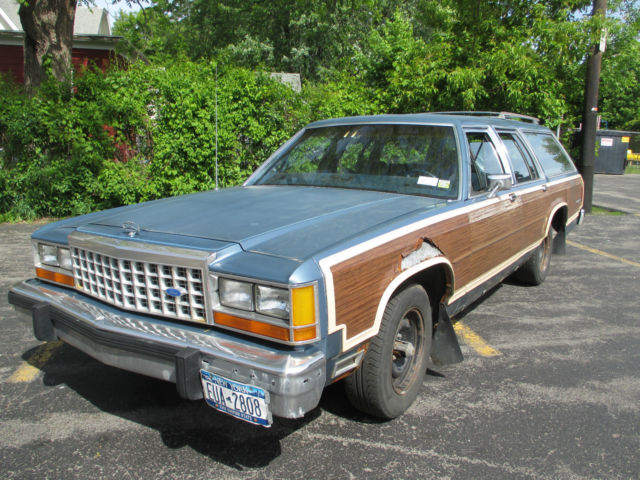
595, 130, 639, 174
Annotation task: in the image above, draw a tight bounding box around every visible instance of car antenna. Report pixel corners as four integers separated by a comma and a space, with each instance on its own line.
215, 63, 219, 191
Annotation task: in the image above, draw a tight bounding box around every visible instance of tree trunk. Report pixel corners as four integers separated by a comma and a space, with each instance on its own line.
18, 0, 77, 94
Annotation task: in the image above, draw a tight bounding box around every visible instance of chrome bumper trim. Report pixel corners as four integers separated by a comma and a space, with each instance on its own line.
8, 279, 325, 419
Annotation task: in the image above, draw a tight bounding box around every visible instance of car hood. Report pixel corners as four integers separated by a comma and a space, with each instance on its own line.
61, 186, 447, 261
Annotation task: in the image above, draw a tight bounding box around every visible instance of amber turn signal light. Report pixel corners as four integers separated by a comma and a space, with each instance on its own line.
36, 267, 75, 287
291, 285, 316, 327
214, 311, 291, 342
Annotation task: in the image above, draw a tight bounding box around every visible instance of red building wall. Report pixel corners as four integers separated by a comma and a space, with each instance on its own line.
0, 45, 24, 83
72, 48, 113, 73
0, 45, 116, 85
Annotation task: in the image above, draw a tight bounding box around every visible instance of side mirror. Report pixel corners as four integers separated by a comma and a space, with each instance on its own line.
487, 174, 513, 198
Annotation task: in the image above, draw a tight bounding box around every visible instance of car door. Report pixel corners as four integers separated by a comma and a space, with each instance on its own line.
495, 129, 550, 250
451, 127, 522, 297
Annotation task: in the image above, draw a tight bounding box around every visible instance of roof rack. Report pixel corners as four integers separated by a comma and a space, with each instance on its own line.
433, 111, 540, 125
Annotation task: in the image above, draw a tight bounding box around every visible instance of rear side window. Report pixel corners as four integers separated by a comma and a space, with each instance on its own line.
499, 132, 539, 183
523, 132, 577, 177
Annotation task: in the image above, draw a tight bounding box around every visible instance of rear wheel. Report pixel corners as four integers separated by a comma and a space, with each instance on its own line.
515, 233, 552, 285
345, 283, 431, 419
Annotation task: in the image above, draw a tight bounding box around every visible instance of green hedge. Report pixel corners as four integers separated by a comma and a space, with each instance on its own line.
0, 61, 345, 221
0, 54, 575, 222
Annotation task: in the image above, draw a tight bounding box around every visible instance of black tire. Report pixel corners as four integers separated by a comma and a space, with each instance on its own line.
345, 283, 431, 419
515, 233, 552, 285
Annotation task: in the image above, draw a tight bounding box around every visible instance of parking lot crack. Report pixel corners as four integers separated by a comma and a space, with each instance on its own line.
305, 431, 548, 479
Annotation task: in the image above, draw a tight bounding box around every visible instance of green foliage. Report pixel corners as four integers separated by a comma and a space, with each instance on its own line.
115, 0, 397, 80
143, 62, 307, 196
0, 61, 309, 220
353, 11, 443, 113
302, 75, 379, 118
599, 8, 640, 131
112, 0, 640, 131
0, 74, 115, 220
345, 1, 604, 126
2, 1, 640, 221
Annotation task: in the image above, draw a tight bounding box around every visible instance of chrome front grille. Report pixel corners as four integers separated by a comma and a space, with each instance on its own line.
71, 247, 207, 323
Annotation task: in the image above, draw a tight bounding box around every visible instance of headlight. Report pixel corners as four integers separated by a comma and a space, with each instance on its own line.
38, 244, 59, 266
37, 244, 72, 271
255, 285, 289, 319
218, 278, 254, 311
214, 275, 319, 345
58, 248, 73, 270
34, 242, 75, 287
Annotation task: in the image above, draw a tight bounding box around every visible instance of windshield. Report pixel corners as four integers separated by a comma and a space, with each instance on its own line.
253, 124, 460, 199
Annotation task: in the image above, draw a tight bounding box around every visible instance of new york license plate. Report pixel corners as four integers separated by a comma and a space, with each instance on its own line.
200, 370, 272, 427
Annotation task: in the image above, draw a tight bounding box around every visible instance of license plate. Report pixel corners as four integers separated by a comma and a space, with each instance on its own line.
200, 370, 272, 427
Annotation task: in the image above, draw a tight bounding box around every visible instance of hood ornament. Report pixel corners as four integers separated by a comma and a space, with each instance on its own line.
122, 221, 140, 238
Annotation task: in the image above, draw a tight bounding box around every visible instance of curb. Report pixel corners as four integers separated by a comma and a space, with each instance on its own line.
592, 204, 639, 215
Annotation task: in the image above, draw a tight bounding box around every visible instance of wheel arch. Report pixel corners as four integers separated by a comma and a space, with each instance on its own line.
546, 202, 568, 237
323, 240, 457, 353
373, 257, 455, 335
545, 202, 569, 254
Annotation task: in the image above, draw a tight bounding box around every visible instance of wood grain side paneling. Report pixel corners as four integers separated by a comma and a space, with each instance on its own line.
327, 175, 582, 347
331, 215, 468, 339
564, 177, 585, 220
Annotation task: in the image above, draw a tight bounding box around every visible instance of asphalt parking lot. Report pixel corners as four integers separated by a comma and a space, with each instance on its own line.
1, 176, 639, 479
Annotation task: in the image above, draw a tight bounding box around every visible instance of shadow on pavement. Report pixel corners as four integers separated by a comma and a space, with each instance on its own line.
22, 342, 323, 469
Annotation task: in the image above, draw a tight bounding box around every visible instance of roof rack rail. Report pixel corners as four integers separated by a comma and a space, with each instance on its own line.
433, 111, 540, 125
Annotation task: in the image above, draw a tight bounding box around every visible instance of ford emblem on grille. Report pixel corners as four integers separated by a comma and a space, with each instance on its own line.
122, 221, 140, 238
165, 287, 187, 298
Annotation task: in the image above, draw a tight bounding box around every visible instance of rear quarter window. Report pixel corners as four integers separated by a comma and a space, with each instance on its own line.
523, 132, 577, 177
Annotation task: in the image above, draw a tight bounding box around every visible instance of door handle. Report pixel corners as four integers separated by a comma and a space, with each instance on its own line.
509, 193, 517, 202
542, 184, 548, 192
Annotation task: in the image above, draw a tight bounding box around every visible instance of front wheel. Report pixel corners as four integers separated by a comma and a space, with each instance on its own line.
345, 283, 431, 419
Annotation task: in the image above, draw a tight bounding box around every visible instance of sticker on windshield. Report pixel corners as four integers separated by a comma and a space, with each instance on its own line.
437, 179, 451, 189
417, 176, 439, 187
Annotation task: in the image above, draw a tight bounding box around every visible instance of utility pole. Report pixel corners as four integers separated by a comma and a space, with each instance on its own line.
579, 0, 607, 213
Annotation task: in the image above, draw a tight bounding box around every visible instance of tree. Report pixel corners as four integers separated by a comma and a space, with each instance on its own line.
110, 0, 640, 127
114, 0, 397, 80
599, 7, 640, 130
18, 0, 77, 93
346, 1, 598, 123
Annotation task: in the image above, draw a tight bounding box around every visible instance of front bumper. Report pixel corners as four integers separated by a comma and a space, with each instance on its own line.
8, 279, 326, 419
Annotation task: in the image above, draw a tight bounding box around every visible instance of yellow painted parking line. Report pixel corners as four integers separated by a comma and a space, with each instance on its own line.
7, 341, 63, 383
453, 322, 501, 357
567, 240, 640, 268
